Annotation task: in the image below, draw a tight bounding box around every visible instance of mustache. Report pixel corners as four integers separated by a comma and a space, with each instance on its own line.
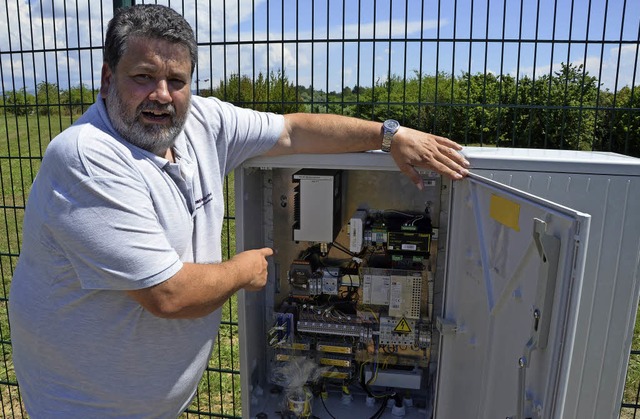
136, 102, 176, 117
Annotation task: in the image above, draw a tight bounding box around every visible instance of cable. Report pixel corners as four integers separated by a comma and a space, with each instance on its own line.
368, 395, 390, 419
358, 361, 374, 398
383, 209, 416, 217
330, 241, 355, 257
322, 266, 340, 277
320, 395, 337, 419
365, 307, 379, 324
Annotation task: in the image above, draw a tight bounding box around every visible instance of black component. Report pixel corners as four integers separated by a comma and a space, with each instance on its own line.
383, 211, 432, 234
390, 254, 428, 270
384, 210, 432, 258
293, 184, 300, 229
387, 230, 431, 254
289, 260, 313, 287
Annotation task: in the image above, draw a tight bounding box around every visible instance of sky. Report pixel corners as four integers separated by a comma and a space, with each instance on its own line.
1, 0, 639, 95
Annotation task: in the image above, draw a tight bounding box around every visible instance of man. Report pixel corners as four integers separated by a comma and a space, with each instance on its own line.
8, 4, 469, 417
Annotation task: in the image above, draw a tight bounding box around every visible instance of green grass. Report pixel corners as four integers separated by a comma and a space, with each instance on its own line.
0, 111, 73, 417
621, 312, 640, 418
184, 177, 241, 417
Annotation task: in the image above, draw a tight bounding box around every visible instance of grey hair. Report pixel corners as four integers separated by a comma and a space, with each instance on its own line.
104, 4, 197, 75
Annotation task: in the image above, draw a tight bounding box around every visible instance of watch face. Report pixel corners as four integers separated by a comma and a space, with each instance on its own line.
384, 119, 400, 132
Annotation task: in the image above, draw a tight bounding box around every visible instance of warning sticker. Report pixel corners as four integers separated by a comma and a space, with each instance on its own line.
393, 317, 412, 334
489, 194, 521, 231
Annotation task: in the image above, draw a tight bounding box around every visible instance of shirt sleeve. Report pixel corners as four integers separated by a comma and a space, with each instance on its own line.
193, 97, 285, 174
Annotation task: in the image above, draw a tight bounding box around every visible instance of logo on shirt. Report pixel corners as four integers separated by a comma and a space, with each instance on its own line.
194, 192, 213, 211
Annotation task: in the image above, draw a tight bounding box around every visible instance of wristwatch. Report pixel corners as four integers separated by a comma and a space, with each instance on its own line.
381, 119, 400, 152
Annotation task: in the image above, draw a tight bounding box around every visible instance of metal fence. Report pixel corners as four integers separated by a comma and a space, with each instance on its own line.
0, 0, 638, 417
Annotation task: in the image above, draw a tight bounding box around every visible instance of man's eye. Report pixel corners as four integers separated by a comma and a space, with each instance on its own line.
134, 75, 152, 82
170, 79, 186, 89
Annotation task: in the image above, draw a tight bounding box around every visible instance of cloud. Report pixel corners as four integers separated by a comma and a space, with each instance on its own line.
1, 0, 635, 96
341, 18, 443, 39
507, 44, 640, 91
189, 0, 264, 42
0, 0, 450, 93
1, 0, 109, 91
582, 44, 640, 90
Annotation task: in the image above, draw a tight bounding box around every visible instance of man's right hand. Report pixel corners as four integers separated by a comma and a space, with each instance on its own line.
126, 247, 274, 319
229, 248, 274, 291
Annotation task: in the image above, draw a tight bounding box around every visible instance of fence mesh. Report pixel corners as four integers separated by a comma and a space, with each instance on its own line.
0, 0, 638, 417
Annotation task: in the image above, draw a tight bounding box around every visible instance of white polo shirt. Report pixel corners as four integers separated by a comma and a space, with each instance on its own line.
8, 94, 283, 417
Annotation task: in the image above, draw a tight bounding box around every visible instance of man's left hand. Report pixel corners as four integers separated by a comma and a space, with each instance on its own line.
390, 128, 470, 188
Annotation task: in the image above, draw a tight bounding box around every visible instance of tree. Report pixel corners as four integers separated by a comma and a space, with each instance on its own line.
195, 66, 639, 155
543, 63, 599, 150
36, 81, 60, 115
209, 71, 303, 114
598, 86, 640, 157
4, 87, 35, 115
60, 84, 98, 115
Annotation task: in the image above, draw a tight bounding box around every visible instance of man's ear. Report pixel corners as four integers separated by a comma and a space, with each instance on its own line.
100, 63, 112, 97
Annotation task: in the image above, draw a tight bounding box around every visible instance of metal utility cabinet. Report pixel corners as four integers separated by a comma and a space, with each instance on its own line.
235, 147, 640, 419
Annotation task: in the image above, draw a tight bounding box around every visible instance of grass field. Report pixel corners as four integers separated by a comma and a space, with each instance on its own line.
621, 312, 640, 418
0, 111, 61, 417
0, 111, 639, 418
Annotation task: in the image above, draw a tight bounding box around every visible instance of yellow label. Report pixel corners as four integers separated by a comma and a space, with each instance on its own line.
317, 344, 352, 354
277, 342, 310, 351
394, 317, 412, 333
319, 358, 351, 367
291, 343, 310, 350
321, 371, 350, 380
489, 194, 521, 231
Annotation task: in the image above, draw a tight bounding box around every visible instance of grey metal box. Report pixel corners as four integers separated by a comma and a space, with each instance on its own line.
235, 148, 640, 419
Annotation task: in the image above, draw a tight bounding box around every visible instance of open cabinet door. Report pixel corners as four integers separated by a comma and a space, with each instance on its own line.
434, 173, 591, 419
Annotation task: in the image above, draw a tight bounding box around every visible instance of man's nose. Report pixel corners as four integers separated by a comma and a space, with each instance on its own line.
149, 80, 172, 103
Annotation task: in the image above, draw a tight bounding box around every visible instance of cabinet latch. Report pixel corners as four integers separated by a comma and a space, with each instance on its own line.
436, 317, 458, 336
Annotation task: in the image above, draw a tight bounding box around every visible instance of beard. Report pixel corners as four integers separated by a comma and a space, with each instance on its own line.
104, 82, 190, 156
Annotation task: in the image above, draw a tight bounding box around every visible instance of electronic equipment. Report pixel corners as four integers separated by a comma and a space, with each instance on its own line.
236, 149, 640, 419
292, 169, 342, 244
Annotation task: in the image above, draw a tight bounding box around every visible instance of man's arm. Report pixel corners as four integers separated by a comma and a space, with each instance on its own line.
128, 114, 468, 319
265, 113, 470, 188
126, 247, 273, 319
